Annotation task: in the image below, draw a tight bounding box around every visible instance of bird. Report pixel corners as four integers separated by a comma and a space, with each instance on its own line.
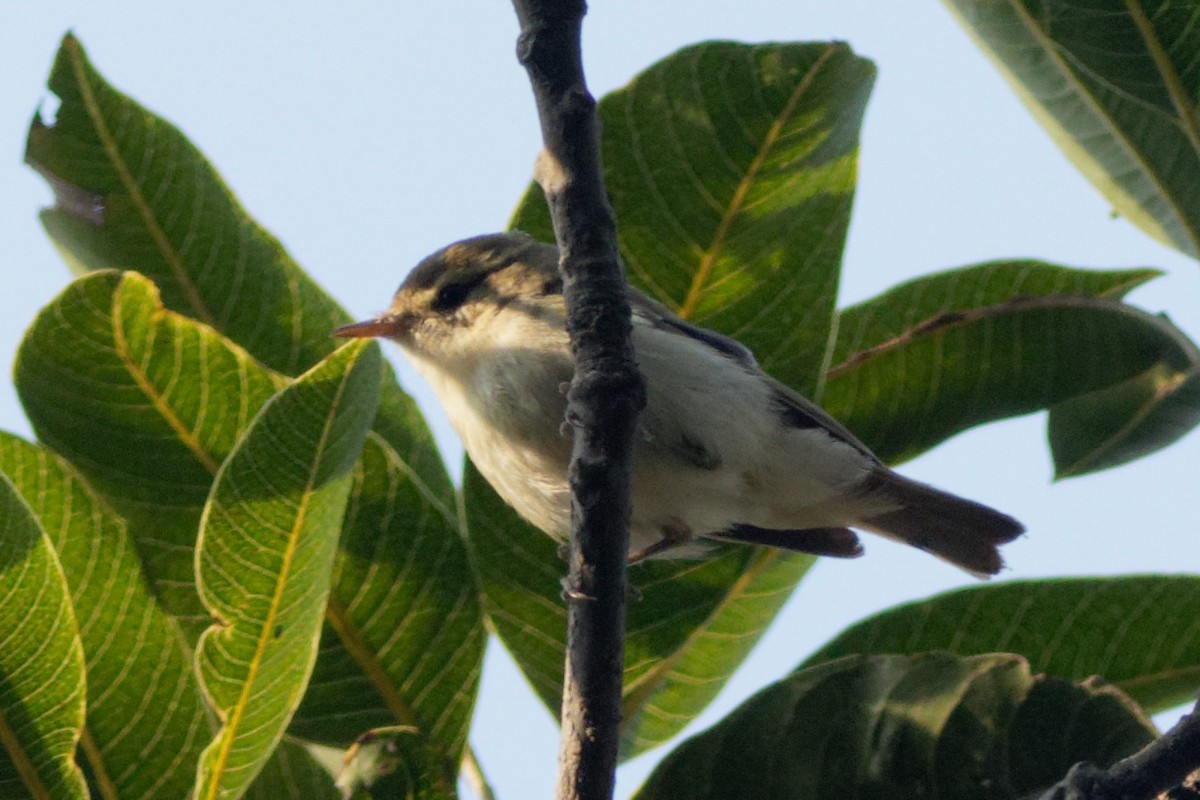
335, 232, 1023, 575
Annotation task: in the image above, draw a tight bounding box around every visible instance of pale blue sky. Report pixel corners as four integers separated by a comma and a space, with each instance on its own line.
2, 4, 1196, 798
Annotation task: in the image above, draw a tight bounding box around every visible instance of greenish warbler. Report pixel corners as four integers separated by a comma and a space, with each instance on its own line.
336, 232, 1023, 575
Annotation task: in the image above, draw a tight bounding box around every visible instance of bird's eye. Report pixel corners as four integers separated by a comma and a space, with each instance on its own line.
431, 280, 475, 313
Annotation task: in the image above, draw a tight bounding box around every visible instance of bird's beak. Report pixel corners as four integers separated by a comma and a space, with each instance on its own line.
333, 314, 406, 339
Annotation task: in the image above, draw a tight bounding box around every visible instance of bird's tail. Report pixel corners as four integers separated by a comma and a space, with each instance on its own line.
858, 470, 1024, 577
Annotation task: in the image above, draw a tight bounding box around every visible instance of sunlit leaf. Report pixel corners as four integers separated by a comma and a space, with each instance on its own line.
633, 653, 1157, 800
800, 575, 1200, 714
15, 270, 283, 628
195, 340, 380, 800
944, 0, 1200, 258
0, 473, 87, 800
17, 272, 483, 768
293, 434, 485, 761
28, 33, 347, 375
0, 433, 209, 800
512, 40, 873, 397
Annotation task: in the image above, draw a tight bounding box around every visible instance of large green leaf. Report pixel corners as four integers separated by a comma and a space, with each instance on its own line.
0, 473, 88, 800
1049, 363, 1200, 477
28, 33, 347, 376
633, 653, 1157, 800
512, 40, 874, 397
195, 340, 380, 800
25, 33, 452, 507
489, 39, 873, 760
944, 0, 1200, 258
800, 575, 1200, 714
15, 270, 284, 627
824, 260, 1200, 471
0, 433, 208, 800
293, 433, 485, 762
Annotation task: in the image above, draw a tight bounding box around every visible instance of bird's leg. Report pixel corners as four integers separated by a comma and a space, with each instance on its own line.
627, 520, 693, 564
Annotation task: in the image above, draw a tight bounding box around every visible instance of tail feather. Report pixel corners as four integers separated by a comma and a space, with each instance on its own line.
859, 471, 1024, 577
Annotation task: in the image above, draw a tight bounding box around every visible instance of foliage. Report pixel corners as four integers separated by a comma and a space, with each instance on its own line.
2, 9, 1198, 797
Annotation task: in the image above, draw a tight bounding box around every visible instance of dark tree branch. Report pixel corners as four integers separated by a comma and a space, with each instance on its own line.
509, 3, 645, 800
1038, 698, 1200, 800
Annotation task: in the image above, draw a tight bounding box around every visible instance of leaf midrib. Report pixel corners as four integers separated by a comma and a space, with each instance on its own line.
201, 364, 352, 800
677, 44, 840, 319
826, 293, 1189, 381
65, 35, 216, 327
0, 703, 56, 800
110, 279, 220, 475
325, 596, 420, 727
1119, 663, 1200, 698
619, 549, 784, 732
1123, 1, 1200, 169
996, 1, 1200, 256
78, 729, 118, 800
109, 289, 451, 759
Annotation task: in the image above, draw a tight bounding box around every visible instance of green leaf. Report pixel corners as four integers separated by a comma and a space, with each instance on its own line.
15, 270, 284, 627
25, 33, 454, 514
27, 32, 348, 375
195, 340, 381, 800
512, 40, 874, 396
1049, 362, 1200, 477
293, 433, 485, 761
944, 0, 1200, 258
490, 39, 873, 760
0, 433, 208, 800
800, 575, 1200, 714
632, 653, 1157, 800
1007, 676, 1160, 796
824, 260, 1200, 469
0, 473, 88, 800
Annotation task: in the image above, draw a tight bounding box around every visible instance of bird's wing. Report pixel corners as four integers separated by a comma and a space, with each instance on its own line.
626, 287, 879, 463
761, 374, 879, 462
626, 288, 759, 369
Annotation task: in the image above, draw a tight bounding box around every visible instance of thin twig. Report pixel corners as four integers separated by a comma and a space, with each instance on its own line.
508, 2, 645, 800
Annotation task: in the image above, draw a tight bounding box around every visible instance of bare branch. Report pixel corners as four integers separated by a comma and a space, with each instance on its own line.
508, 3, 645, 800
